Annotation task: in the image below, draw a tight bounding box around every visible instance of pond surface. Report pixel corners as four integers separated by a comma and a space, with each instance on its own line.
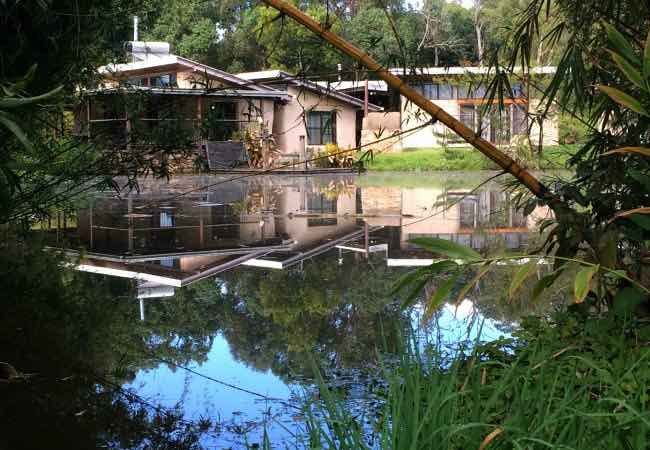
15, 171, 556, 448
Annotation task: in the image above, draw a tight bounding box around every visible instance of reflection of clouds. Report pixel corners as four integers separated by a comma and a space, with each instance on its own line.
413, 299, 511, 352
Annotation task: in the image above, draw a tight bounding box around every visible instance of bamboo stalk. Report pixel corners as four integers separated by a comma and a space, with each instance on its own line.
260, 0, 551, 201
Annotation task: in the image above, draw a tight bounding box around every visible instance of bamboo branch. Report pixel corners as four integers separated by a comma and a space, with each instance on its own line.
260, 0, 554, 203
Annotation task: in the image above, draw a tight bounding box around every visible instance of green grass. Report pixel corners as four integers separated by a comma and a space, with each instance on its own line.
364, 145, 578, 172
299, 313, 650, 449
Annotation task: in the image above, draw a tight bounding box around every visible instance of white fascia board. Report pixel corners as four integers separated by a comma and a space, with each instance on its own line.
76, 264, 183, 287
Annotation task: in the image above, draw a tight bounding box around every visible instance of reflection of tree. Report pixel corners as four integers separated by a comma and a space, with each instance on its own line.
215, 253, 410, 380
0, 244, 222, 448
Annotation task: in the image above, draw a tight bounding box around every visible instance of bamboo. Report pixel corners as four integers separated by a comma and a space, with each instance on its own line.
260, 0, 551, 200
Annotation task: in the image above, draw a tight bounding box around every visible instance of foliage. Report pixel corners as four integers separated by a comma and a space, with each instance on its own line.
0, 241, 223, 448
395, 237, 649, 320
558, 114, 589, 144
313, 143, 355, 168
304, 312, 650, 449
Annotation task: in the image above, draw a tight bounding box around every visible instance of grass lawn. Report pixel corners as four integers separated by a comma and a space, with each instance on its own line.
364, 145, 579, 171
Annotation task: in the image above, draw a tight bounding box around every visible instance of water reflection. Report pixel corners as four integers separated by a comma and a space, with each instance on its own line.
54, 173, 551, 295
37, 172, 553, 447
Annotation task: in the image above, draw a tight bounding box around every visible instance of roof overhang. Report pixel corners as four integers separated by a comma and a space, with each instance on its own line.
82, 86, 291, 101
98, 55, 269, 92
389, 66, 557, 77
237, 71, 383, 111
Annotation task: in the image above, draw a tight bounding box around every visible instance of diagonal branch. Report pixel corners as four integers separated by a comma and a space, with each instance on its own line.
260, 0, 559, 207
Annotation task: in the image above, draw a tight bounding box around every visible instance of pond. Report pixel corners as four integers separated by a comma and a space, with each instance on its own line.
3, 171, 557, 449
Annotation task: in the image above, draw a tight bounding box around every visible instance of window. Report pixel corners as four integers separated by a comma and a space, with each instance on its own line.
307, 192, 337, 226
512, 104, 528, 135
511, 83, 524, 97
150, 73, 177, 88
460, 105, 476, 131
203, 101, 238, 140
438, 84, 454, 100
307, 111, 336, 145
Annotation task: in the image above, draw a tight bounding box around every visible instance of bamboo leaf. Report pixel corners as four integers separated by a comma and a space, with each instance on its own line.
644, 27, 650, 79
574, 265, 599, 303
401, 276, 429, 309
597, 85, 650, 117
0, 85, 63, 109
455, 262, 492, 305
531, 272, 561, 303
423, 275, 458, 323
508, 259, 538, 300
409, 237, 481, 261
391, 260, 458, 297
609, 51, 645, 90
602, 146, 650, 157
628, 213, 650, 231
0, 111, 33, 152
604, 23, 641, 66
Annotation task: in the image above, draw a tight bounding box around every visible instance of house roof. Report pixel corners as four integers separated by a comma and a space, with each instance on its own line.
84, 86, 291, 101
314, 80, 388, 93
237, 70, 383, 111
99, 55, 270, 92
389, 66, 557, 76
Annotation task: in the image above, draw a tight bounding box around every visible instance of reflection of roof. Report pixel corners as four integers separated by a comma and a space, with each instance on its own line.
389, 66, 557, 76
237, 70, 383, 111
98, 54, 270, 92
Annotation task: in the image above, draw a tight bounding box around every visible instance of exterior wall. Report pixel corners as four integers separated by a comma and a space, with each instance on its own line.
272, 85, 359, 157
399, 94, 559, 149
360, 112, 402, 153
275, 184, 357, 250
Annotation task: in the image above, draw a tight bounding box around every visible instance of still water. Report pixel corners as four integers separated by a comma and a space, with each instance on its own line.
25, 172, 554, 448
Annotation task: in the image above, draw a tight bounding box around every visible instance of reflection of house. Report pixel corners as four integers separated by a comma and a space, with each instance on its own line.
76, 41, 381, 165
361, 182, 551, 264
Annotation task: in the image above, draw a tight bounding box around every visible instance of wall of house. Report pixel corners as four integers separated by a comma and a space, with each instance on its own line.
360, 112, 403, 154
272, 85, 359, 157
399, 95, 559, 149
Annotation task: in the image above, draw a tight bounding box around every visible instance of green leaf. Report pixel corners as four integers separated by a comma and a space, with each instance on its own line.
391, 260, 458, 298
628, 213, 650, 231
531, 272, 561, 303
574, 264, 599, 303
423, 275, 459, 323
609, 51, 645, 90
644, 27, 650, 79
0, 85, 63, 109
454, 262, 492, 304
409, 237, 481, 261
508, 259, 538, 300
604, 23, 641, 66
0, 111, 33, 152
598, 85, 650, 117
401, 276, 429, 309
613, 287, 645, 317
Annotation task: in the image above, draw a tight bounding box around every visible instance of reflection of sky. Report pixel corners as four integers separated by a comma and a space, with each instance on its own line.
412, 299, 511, 353
127, 333, 301, 447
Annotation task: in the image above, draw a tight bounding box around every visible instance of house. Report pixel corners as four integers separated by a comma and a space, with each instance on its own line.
236, 70, 382, 158
324, 67, 559, 151
76, 42, 381, 169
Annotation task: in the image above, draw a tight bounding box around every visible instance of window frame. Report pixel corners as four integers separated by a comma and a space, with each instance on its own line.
306, 110, 337, 146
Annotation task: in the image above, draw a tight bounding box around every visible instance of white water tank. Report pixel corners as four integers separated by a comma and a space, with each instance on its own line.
125, 41, 171, 62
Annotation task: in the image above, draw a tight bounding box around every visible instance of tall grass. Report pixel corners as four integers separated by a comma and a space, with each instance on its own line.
301, 315, 650, 449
